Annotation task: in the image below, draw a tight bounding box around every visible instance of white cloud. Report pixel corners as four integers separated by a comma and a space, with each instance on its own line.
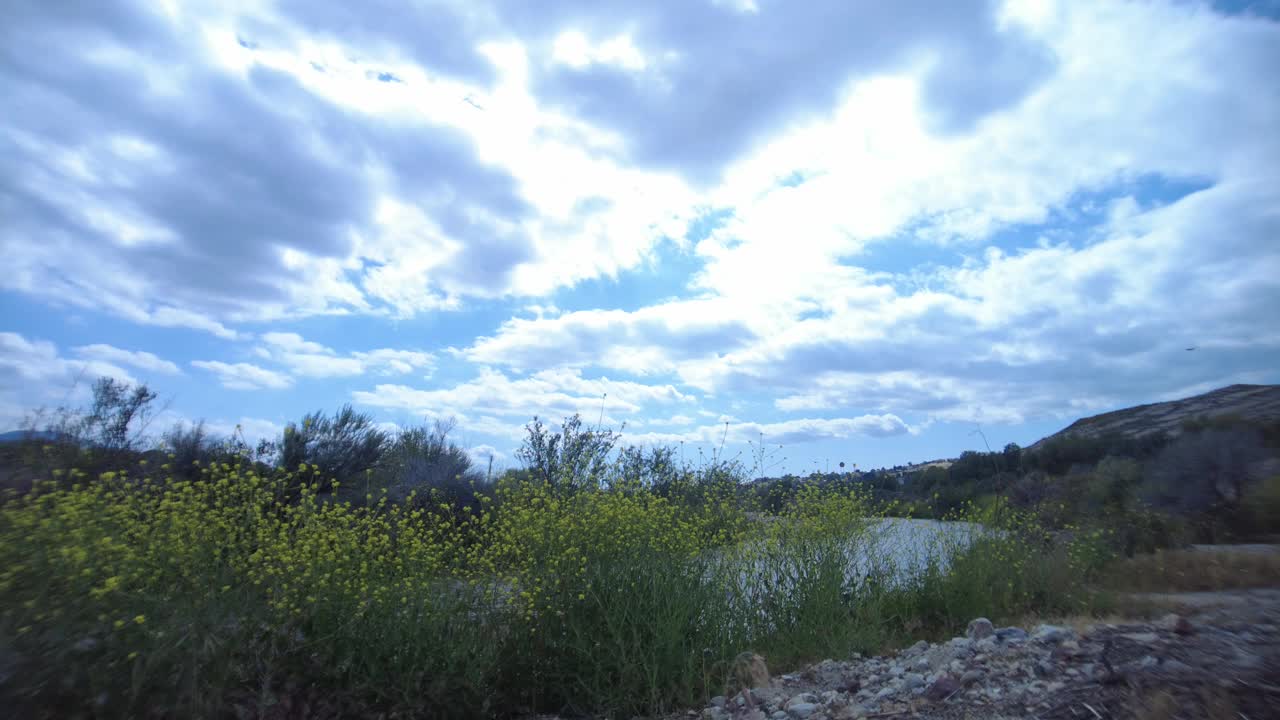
191, 361, 294, 391
465, 444, 505, 468
202, 416, 287, 445
0, 333, 142, 427
74, 344, 181, 375
256, 332, 434, 378
352, 367, 692, 431
622, 414, 917, 448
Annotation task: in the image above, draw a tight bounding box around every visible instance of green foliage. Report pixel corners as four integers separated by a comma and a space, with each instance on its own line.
80, 377, 160, 453
375, 418, 486, 510
279, 405, 389, 490
515, 414, 622, 493
1242, 475, 1280, 536
0, 433, 1098, 718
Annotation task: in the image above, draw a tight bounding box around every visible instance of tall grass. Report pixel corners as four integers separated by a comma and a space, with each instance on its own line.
0, 457, 1099, 718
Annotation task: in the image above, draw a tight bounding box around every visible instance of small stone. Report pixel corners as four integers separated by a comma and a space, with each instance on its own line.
710, 696, 727, 708
901, 672, 925, 691
1122, 655, 1158, 672
888, 665, 904, 678
742, 711, 767, 720
960, 669, 984, 685
787, 693, 820, 708
1032, 624, 1073, 644
967, 617, 995, 640
786, 702, 820, 719
833, 704, 870, 720
772, 712, 789, 720
995, 627, 1028, 643
925, 675, 962, 701
904, 640, 929, 657
1161, 659, 1194, 675
912, 657, 930, 672
820, 690, 845, 707
705, 708, 731, 720
1119, 632, 1158, 644
875, 686, 897, 700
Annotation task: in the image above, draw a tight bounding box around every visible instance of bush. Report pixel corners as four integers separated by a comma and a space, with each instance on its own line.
1143, 427, 1268, 512
376, 419, 487, 510
515, 414, 620, 493
0, 413, 1110, 718
279, 405, 388, 491
1242, 475, 1280, 536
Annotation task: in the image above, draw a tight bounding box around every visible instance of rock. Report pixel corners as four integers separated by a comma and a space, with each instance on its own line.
901, 672, 925, 691
786, 702, 820, 719
833, 704, 869, 720
1157, 613, 1195, 635
1160, 659, 1195, 675
819, 690, 845, 707
967, 617, 995, 640
741, 711, 768, 720
1119, 632, 1158, 644
705, 708, 731, 720
925, 675, 962, 701
710, 696, 727, 708
787, 693, 820, 708
875, 686, 896, 700
1032, 624, 1073, 644
912, 656, 930, 672
995, 627, 1028, 643
888, 665, 904, 678
1120, 655, 1158, 673
772, 712, 789, 720
736, 652, 773, 689
960, 669, 984, 686
904, 640, 930, 657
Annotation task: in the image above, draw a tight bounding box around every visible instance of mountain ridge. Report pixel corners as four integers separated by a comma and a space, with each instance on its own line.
1027, 383, 1280, 452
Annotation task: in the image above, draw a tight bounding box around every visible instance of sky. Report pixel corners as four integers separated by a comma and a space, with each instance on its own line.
2, 0, 1278, 475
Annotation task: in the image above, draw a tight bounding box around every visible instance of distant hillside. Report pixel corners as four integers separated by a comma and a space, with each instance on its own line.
1028, 384, 1280, 451
0, 430, 65, 444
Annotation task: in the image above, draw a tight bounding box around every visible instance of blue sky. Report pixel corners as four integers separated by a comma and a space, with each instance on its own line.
2, 0, 1278, 473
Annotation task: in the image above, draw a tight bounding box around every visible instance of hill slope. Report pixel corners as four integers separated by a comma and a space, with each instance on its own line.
1028, 384, 1280, 451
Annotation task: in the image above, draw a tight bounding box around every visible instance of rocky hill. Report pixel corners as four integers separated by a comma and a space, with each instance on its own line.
1028, 384, 1280, 451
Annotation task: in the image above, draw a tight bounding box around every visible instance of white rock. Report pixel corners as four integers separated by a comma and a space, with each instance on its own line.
786, 702, 820, 719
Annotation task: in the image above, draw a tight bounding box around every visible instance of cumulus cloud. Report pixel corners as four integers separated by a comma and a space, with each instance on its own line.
0, 332, 141, 427
452, 0, 1280, 428
74, 344, 181, 376
255, 332, 434, 378
352, 367, 692, 430
191, 361, 294, 391
622, 414, 917, 448
3, 0, 1278, 464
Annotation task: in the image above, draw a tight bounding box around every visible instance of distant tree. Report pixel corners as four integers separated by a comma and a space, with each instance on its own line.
379, 418, 485, 509
1142, 428, 1268, 513
80, 377, 159, 451
281, 405, 389, 490
516, 414, 621, 492
1002, 443, 1022, 472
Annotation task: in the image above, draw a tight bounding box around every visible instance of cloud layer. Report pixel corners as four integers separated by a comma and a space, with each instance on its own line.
2, 0, 1277, 468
